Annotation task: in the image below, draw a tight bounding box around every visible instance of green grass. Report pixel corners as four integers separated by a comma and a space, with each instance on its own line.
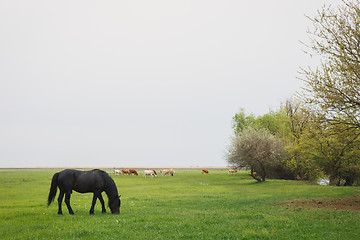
0, 168, 359, 239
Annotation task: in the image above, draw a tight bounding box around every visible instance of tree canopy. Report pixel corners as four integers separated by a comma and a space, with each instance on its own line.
301, 0, 360, 130
227, 127, 288, 182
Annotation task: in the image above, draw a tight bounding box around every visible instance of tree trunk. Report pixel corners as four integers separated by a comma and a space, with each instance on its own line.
250, 168, 262, 182
329, 172, 337, 185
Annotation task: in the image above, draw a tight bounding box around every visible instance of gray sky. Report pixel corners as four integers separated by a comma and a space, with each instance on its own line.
0, 0, 341, 168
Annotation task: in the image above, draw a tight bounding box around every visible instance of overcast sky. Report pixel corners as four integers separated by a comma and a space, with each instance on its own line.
0, 0, 341, 168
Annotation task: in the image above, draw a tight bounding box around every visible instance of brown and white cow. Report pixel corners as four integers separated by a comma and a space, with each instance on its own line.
122, 169, 130, 175
161, 169, 175, 176
228, 169, 238, 174
144, 169, 157, 178
202, 169, 209, 174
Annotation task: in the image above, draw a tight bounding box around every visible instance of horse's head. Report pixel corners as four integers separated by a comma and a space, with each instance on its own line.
109, 195, 121, 214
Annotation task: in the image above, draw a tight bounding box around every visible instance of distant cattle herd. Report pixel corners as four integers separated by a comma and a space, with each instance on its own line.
47, 168, 240, 215
113, 168, 239, 176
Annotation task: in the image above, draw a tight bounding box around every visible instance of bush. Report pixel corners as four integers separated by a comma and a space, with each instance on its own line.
227, 127, 294, 182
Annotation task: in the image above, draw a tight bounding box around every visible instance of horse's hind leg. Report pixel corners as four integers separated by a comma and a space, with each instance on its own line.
57, 191, 64, 215
64, 192, 74, 215
98, 193, 106, 213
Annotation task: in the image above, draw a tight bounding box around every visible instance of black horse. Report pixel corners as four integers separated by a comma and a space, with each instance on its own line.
47, 169, 121, 215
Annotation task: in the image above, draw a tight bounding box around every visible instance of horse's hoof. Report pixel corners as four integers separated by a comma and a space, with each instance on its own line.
58, 212, 63, 215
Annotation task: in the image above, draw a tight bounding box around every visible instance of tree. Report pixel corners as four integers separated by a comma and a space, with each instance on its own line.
298, 0, 360, 185
226, 127, 287, 182
255, 110, 290, 138
232, 109, 256, 135
232, 108, 290, 138
282, 99, 320, 181
298, 117, 360, 185
301, 0, 360, 130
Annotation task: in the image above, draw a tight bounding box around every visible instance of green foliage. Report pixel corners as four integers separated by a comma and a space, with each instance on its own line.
232, 108, 256, 135
230, 102, 360, 184
296, 119, 360, 185
301, 0, 360, 129
282, 100, 322, 181
231, 107, 298, 181
232, 108, 290, 138
254, 110, 290, 138
295, 0, 360, 184
1, 169, 360, 240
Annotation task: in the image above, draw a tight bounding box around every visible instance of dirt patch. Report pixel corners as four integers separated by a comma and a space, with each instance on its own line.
285, 196, 360, 211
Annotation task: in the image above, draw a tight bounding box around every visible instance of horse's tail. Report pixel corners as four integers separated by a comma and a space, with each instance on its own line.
47, 172, 59, 206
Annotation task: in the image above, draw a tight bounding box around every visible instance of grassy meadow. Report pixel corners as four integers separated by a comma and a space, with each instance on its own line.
0, 168, 359, 239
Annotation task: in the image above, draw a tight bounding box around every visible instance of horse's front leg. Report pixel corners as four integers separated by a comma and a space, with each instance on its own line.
64, 192, 74, 215
89, 192, 99, 215
98, 193, 106, 213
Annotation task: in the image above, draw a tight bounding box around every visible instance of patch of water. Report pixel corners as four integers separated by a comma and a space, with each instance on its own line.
317, 177, 329, 185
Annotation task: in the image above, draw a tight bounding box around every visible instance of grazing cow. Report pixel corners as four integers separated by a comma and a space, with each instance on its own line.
228, 169, 238, 174
202, 169, 209, 174
129, 169, 138, 176
114, 169, 122, 175
161, 169, 175, 176
144, 170, 157, 178
122, 169, 130, 175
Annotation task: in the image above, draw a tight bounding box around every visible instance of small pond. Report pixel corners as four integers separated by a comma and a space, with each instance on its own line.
317, 177, 329, 185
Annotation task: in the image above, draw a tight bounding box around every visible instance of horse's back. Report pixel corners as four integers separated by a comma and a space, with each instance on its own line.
57, 169, 105, 193
56, 169, 80, 191
58, 169, 81, 177
75, 170, 106, 193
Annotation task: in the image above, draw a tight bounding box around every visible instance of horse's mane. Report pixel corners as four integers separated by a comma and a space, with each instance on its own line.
94, 169, 113, 185
91, 169, 109, 177
94, 169, 118, 202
